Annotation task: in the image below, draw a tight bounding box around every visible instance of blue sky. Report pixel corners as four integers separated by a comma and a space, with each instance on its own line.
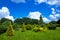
0, 0, 60, 23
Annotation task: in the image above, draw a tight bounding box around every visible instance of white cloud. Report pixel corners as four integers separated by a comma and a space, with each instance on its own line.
51, 8, 56, 15
55, 14, 60, 17
11, 0, 26, 3
0, 7, 9, 18
28, 11, 41, 20
49, 14, 60, 21
49, 15, 57, 21
35, 0, 47, 4
28, 11, 50, 23
35, 0, 60, 6
43, 17, 50, 23
47, 0, 58, 5
52, 11, 56, 15
28, 11, 60, 23
5, 16, 14, 21
0, 7, 14, 21
49, 8, 60, 21
51, 8, 55, 11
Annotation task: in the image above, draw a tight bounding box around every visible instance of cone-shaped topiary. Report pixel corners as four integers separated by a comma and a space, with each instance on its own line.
6, 22, 14, 36
21, 23, 26, 32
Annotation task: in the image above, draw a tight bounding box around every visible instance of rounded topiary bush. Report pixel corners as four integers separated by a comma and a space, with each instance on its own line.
26, 24, 33, 30
34, 27, 38, 32
48, 24, 56, 30
38, 27, 44, 31
48, 27, 56, 30
34, 27, 46, 32
13, 23, 20, 30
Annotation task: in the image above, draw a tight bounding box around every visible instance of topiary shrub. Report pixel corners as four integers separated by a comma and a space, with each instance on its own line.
26, 24, 33, 30
13, 23, 20, 30
6, 22, 14, 36
38, 27, 44, 31
48, 27, 56, 30
21, 23, 26, 32
34, 27, 38, 32
48, 24, 56, 30
34, 27, 46, 32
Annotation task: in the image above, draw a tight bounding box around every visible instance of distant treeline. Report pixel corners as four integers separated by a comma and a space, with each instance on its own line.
0, 17, 60, 25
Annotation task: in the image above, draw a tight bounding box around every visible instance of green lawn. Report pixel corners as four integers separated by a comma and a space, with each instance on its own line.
0, 27, 60, 40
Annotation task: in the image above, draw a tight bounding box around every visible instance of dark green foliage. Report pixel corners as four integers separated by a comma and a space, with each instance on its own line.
49, 21, 57, 24
0, 21, 10, 34
14, 17, 39, 25
56, 24, 60, 27
48, 20, 60, 27
48, 27, 56, 30
13, 23, 20, 30
57, 19, 60, 24
56, 19, 60, 27
39, 15, 43, 25
0, 27, 6, 34
0, 19, 1, 25
47, 24, 56, 30
26, 24, 33, 30
14, 18, 23, 25
0, 18, 13, 24
30, 19, 39, 25
14, 18, 32, 25
22, 17, 31, 25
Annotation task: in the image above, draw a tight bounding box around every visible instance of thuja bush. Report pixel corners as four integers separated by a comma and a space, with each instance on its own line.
26, 24, 33, 30
33, 24, 45, 32
6, 22, 14, 36
47, 24, 56, 30
13, 23, 20, 30
33, 24, 39, 32
21, 23, 26, 32
34, 27, 38, 32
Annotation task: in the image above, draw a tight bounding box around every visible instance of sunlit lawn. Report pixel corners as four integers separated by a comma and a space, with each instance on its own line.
0, 27, 60, 40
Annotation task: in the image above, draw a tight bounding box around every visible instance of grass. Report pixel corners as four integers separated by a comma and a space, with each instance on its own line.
0, 27, 60, 40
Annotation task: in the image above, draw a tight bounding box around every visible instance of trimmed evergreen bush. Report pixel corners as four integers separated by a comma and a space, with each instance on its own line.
13, 23, 20, 30
6, 22, 14, 36
38, 27, 44, 31
34, 27, 38, 32
47, 24, 56, 30
26, 24, 33, 30
21, 23, 26, 32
